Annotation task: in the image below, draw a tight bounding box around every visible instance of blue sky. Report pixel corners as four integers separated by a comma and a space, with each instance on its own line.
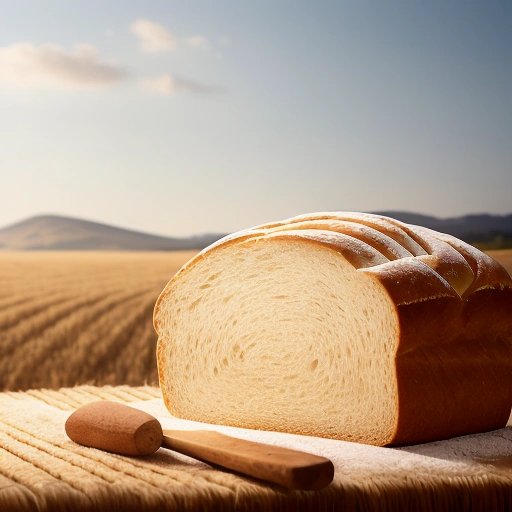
1, 0, 510, 236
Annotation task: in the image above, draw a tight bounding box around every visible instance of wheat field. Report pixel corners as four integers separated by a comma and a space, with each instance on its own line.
1, 249, 511, 392
0, 251, 196, 391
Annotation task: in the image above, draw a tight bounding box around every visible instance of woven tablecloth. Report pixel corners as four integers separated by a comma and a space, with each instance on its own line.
0, 386, 511, 511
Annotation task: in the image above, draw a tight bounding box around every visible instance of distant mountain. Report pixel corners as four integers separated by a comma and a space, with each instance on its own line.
0, 215, 226, 251
373, 211, 512, 249
0, 211, 511, 251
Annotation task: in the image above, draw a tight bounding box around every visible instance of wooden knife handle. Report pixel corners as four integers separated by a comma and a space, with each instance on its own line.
162, 429, 334, 490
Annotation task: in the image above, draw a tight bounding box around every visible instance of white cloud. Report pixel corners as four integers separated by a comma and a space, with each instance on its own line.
141, 74, 177, 95
130, 18, 210, 52
0, 42, 126, 89
141, 73, 223, 96
130, 19, 176, 53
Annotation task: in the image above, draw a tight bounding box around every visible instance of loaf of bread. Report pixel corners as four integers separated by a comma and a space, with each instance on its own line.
154, 212, 512, 446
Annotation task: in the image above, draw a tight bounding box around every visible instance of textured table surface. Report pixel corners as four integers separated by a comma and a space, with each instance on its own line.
0, 385, 511, 511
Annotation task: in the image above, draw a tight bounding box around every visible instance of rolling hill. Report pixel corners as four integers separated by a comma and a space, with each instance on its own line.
0, 215, 225, 251
0, 211, 511, 251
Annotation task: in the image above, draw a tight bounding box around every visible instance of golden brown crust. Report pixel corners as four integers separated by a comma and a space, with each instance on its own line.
363, 258, 459, 306
253, 212, 429, 256
386, 223, 475, 296
389, 287, 512, 445
431, 230, 512, 293
259, 219, 413, 260
261, 229, 389, 268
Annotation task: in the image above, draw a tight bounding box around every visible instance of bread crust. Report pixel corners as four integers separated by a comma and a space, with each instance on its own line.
154, 212, 512, 445
390, 288, 512, 445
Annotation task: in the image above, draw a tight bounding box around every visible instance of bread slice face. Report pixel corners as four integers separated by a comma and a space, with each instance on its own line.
156, 233, 400, 445
154, 212, 512, 446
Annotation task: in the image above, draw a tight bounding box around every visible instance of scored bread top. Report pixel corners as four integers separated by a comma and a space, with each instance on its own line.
154, 212, 511, 326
